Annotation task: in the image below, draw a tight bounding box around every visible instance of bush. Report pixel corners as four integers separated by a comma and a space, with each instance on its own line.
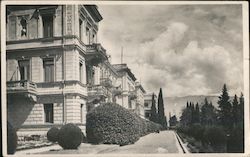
86, 103, 141, 145
7, 122, 17, 154
57, 123, 83, 149
190, 124, 205, 141
203, 126, 227, 152
227, 125, 244, 153
47, 127, 59, 142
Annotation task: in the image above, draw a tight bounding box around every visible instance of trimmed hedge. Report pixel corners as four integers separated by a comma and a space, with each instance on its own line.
86, 103, 141, 145
7, 122, 17, 154
86, 103, 162, 146
57, 123, 83, 149
47, 127, 59, 142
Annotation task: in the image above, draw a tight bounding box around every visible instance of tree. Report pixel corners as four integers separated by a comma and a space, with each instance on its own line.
232, 94, 239, 126
239, 93, 244, 124
169, 115, 178, 127
180, 103, 192, 126
217, 84, 233, 129
157, 88, 167, 128
200, 98, 217, 126
193, 102, 200, 124
149, 93, 158, 123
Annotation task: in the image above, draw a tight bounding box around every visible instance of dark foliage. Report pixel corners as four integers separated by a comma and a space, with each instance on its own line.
47, 127, 59, 142
86, 103, 161, 146
157, 88, 167, 128
86, 103, 141, 145
57, 123, 83, 149
7, 122, 17, 154
149, 93, 158, 123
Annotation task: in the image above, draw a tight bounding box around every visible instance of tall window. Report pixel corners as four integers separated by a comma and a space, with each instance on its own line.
79, 19, 83, 41
80, 104, 85, 123
43, 58, 54, 82
18, 60, 30, 80
79, 62, 83, 82
86, 27, 90, 44
42, 15, 53, 38
44, 104, 53, 123
128, 97, 132, 108
20, 17, 27, 37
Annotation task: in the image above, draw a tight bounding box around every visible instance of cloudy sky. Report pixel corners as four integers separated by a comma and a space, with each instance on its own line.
98, 4, 243, 97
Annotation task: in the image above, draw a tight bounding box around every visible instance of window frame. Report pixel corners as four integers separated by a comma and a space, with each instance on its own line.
44, 103, 54, 123
43, 58, 55, 83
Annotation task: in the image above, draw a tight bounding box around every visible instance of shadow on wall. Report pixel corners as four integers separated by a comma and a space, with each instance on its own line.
7, 95, 35, 129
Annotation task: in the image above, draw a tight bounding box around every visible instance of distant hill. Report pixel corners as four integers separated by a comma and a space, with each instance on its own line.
163, 95, 233, 120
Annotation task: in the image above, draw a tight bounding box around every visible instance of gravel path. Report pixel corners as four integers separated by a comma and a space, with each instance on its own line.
17, 130, 183, 154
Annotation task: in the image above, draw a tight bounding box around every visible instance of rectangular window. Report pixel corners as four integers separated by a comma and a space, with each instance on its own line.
42, 15, 53, 38
128, 98, 132, 108
80, 104, 85, 123
79, 19, 83, 41
44, 104, 53, 123
43, 58, 54, 82
86, 27, 90, 44
79, 62, 84, 82
144, 103, 149, 108
18, 60, 30, 81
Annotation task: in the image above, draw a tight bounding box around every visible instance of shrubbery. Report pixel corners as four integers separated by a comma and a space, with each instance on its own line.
7, 122, 17, 154
86, 103, 161, 146
57, 123, 83, 149
47, 127, 59, 142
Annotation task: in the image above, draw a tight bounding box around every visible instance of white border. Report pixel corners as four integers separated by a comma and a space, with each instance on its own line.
1, 1, 249, 157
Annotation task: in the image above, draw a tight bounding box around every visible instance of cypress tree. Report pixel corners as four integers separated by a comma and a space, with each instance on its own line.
218, 84, 232, 129
239, 93, 244, 124
157, 88, 167, 129
149, 93, 158, 123
232, 94, 239, 126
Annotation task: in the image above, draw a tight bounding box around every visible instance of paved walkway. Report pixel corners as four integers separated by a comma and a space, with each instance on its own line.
16, 130, 184, 154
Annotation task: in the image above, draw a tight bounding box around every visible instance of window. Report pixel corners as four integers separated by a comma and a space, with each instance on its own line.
144, 103, 149, 108
42, 15, 53, 38
43, 58, 54, 82
79, 62, 83, 82
44, 104, 53, 123
128, 98, 132, 108
145, 112, 150, 118
18, 60, 30, 80
80, 104, 85, 123
79, 19, 83, 41
86, 27, 90, 44
20, 17, 27, 37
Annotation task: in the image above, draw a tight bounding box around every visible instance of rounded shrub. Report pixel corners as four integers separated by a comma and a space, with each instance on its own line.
7, 122, 17, 154
47, 127, 59, 142
86, 103, 141, 146
57, 123, 83, 149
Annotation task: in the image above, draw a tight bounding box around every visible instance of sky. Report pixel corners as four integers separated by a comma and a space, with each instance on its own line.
97, 4, 243, 97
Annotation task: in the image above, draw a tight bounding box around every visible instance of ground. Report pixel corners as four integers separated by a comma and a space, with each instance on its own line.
16, 130, 184, 154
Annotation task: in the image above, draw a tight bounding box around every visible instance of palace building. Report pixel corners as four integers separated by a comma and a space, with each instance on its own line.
6, 5, 146, 135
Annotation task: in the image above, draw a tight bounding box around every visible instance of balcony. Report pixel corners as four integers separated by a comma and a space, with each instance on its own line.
7, 80, 37, 102
87, 85, 109, 104
100, 77, 112, 88
86, 43, 108, 66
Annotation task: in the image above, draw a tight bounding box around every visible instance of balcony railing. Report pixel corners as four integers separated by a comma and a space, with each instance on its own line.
87, 85, 108, 97
100, 78, 112, 87
86, 43, 107, 57
7, 80, 37, 94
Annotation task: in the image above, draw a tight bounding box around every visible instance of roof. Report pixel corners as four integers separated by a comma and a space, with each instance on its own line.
136, 83, 146, 93
84, 5, 103, 22
112, 64, 137, 81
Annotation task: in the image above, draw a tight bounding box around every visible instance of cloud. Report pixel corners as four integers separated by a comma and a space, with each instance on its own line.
136, 22, 243, 97
98, 5, 243, 97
